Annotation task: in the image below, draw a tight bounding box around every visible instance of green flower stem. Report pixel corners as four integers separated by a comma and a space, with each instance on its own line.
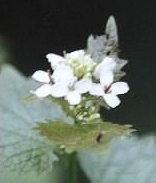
68, 152, 78, 183
60, 152, 78, 183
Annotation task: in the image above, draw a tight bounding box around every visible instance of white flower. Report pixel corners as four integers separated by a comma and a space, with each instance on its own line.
31, 65, 77, 98
90, 70, 129, 108
31, 65, 76, 98
51, 77, 92, 105
93, 57, 116, 79
66, 78, 92, 105
31, 65, 92, 105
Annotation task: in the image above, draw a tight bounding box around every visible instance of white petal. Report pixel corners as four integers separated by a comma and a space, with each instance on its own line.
52, 65, 76, 85
93, 57, 116, 79
101, 57, 116, 70
46, 53, 65, 69
66, 91, 81, 105
75, 78, 92, 94
66, 50, 85, 58
93, 64, 103, 79
31, 84, 52, 98
32, 70, 50, 83
89, 83, 104, 96
111, 82, 130, 95
51, 83, 68, 97
46, 53, 65, 63
100, 71, 113, 87
103, 94, 121, 108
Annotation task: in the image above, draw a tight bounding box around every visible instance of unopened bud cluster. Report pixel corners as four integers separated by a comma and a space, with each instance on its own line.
70, 102, 100, 123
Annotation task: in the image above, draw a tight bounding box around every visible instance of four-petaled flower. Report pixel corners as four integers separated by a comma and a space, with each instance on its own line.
31, 64, 92, 105
51, 77, 92, 105
31, 65, 76, 98
90, 69, 129, 108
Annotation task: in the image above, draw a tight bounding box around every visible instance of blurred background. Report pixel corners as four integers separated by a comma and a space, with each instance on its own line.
0, 1, 156, 182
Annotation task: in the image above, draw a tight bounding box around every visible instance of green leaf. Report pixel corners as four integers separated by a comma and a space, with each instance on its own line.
36, 120, 133, 154
78, 135, 156, 183
86, 16, 128, 78
114, 70, 126, 81
0, 65, 72, 172
86, 16, 119, 64
86, 35, 107, 63
0, 162, 66, 183
105, 15, 118, 52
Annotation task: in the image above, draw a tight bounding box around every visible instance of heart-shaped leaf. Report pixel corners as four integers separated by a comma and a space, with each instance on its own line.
0, 65, 71, 172
78, 135, 156, 183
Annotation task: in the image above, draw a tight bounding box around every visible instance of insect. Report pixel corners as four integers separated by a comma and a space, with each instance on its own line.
96, 131, 105, 143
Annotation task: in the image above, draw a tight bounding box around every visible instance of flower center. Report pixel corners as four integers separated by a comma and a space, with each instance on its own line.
47, 69, 54, 85
104, 84, 112, 94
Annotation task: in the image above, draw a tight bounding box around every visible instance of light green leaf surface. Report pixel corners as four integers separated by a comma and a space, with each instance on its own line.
78, 135, 156, 183
0, 65, 70, 172
36, 121, 133, 153
0, 162, 66, 183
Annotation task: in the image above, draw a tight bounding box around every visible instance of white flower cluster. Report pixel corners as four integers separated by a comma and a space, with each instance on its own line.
31, 50, 129, 108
